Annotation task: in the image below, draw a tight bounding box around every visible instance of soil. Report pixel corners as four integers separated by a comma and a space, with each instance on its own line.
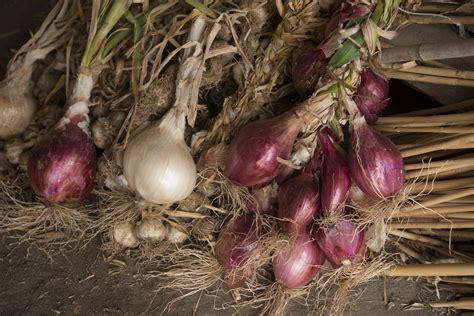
0, 235, 444, 315
0, 1, 457, 315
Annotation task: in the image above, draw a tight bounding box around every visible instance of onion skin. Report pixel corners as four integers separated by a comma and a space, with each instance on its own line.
273, 230, 325, 289
225, 110, 304, 187
248, 185, 277, 215
314, 218, 366, 267
27, 114, 97, 204
319, 129, 350, 215
325, 2, 373, 36
292, 44, 328, 98
349, 116, 405, 199
354, 69, 389, 122
277, 173, 321, 233
215, 214, 259, 288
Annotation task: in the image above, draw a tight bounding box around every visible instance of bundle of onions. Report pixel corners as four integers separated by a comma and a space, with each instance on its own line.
0, 0, 77, 139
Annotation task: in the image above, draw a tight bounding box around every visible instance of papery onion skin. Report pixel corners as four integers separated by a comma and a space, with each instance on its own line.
349, 116, 405, 199
123, 114, 197, 205
314, 218, 366, 267
27, 113, 96, 204
354, 69, 389, 122
277, 173, 321, 233
292, 44, 328, 98
215, 214, 259, 288
319, 129, 350, 215
273, 230, 325, 289
225, 111, 304, 187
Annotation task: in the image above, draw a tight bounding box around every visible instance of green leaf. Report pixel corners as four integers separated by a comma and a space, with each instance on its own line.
328, 32, 365, 68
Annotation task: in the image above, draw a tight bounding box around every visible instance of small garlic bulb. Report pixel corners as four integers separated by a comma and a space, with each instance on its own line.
135, 217, 166, 242
113, 222, 138, 248
166, 225, 188, 244
123, 111, 197, 204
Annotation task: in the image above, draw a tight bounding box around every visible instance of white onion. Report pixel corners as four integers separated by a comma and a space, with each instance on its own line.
135, 217, 167, 242
113, 222, 138, 248
123, 111, 197, 204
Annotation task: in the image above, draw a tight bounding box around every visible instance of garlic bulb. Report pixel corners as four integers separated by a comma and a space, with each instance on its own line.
123, 110, 197, 204
113, 222, 138, 248
135, 217, 167, 242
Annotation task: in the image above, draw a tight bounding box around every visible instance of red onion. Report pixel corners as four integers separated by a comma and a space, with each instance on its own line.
292, 44, 328, 98
354, 69, 389, 122
273, 230, 325, 288
277, 173, 320, 233
302, 145, 322, 176
27, 111, 97, 204
215, 214, 259, 288
247, 185, 277, 215
225, 110, 305, 187
315, 217, 366, 267
319, 129, 350, 215
348, 117, 404, 199
325, 2, 373, 36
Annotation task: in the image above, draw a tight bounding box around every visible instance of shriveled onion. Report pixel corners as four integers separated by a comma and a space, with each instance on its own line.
273, 230, 325, 289
135, 217, 167, 242
113, 221, 138, 248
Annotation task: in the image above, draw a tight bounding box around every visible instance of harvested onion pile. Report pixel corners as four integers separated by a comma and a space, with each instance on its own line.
0, 0, 472, 314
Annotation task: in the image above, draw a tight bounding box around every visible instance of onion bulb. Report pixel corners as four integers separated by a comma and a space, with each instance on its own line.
272, 230, 325, 289
135, 217, 167, 242
248, 184, 277, 215
314, 217, 366, 267
113, 221, 139, 248
215, 214, 259, 288
225, 110, 305, 187
319, 128, 350, 215
277, 173, 321, 233
348, 116, 405, 199
354, 69, 389, 122
325, 2, 373, 36
27, 103, 97, 204
292, 42, 328, 97
123, 108, 197, 204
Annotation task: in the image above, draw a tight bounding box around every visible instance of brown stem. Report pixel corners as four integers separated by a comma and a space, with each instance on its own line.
392, 205, 474, 218
401, 134, 474, 158
409, 177, 474, 194
385, 263, 474, 277
394, 241, 428, 263
377, 112, 474, 125
390, 221, 474, 229
430, 298, 474, 310
376, 126, 474, 134
386, 64, 474, 80
408, 15, 474, 25
379, 38, 474, 63
411, 229, 474, 240
389, 229, 447, 247
405, 157, 474, 171
380, 70, 474, 87
394, 98, 474, 117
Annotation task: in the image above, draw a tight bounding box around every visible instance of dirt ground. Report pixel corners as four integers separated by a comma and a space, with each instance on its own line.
0, 1, 461, 315
0, 234, 448, 315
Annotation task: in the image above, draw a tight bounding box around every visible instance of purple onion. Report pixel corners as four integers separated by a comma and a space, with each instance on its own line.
314, 217, 366, 267
325, 2, 373, 36
292, 44, 328, 98
225, 110, 304, 187
27, 114, 97, 204
354, 69, 389, 122
277, 173, 320, 234
273, 229, 325, 288
348, 116, 405, 200
319, 128, 350, 215
215, 214, 259, 288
